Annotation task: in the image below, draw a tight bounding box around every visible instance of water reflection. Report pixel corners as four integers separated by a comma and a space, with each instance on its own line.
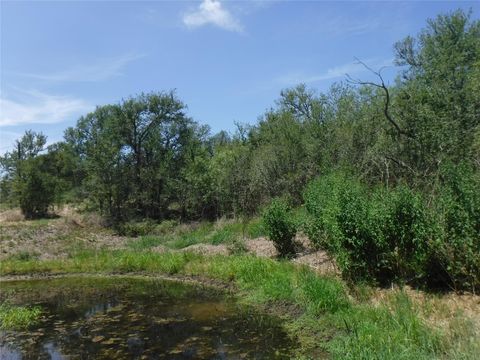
0, 277, 296, 359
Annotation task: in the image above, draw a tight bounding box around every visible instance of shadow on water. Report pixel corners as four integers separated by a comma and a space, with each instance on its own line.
0, 276, 297, 359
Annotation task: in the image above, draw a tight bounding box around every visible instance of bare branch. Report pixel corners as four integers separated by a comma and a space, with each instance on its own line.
384, 155, 417, 175
346, 58, 414, 139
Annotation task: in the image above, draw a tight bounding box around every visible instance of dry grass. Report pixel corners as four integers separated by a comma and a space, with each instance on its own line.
0, 208, 127, 260
245, 237, 277, 257
0, 209, 24, 223
367, 285, 479, 325
358, 283, 480, 358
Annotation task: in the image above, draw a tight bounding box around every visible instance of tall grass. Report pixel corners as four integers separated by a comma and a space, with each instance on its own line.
330, 292, 443, 359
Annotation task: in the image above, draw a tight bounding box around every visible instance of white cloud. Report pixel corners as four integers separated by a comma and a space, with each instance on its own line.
15, 53, 146, 82
277, 58, 393, 86
0, 90, 92, 126
183, 0, 243, 33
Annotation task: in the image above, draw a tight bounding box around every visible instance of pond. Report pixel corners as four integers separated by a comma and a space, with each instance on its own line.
0, 276, 297, 359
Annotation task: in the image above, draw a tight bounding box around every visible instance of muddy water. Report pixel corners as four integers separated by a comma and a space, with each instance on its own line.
0, 276, 297, 359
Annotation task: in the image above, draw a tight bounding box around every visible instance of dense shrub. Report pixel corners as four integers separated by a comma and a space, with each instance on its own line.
303, 172, 350, 251
304, 170, 480, 290
14, 157, 57, 219
432, 163, 480, 291
332, 187, 432, 284
263, 198, 297, 257
372, 187, 435, 284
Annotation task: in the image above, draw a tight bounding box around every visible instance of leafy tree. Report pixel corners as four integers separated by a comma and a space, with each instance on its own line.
0, 131, 47, 207
391, 10, 480, 180
13, 155, 57, 219
65, 91, 207, 221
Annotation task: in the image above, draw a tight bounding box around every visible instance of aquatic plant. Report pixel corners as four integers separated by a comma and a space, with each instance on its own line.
0, 302, 42, 330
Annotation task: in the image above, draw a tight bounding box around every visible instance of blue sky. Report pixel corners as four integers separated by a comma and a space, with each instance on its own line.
1, 1, 479, 152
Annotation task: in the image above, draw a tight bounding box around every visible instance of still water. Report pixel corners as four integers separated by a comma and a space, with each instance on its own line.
0, 276, 297, 359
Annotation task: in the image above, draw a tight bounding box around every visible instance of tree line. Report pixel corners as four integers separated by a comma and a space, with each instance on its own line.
1, 10, 479, 289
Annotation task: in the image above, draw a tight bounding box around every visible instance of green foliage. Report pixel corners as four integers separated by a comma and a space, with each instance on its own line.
304, 170, 480, 290
151, 220, 179, 235
303, 171, 352, 250
14, 156, 57, 219
10, 251, 39, 261
0, 131, 49, 211
243, 217, 266, 238
228, 238, 248, 255
392, 10, 480, 179
263, 198, 297, 257
64, 91, 208, 221
0, 303, 42, 330
375, 187, 434, 283
330, 292, 442, 359
0, 130, 46, 175
432, 163, 480, 291
118, 219, 156, 237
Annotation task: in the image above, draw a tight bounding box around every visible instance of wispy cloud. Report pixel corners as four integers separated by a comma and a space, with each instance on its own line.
0, 90, 91, 126
320, 16, 382, 37
277, 58, 393, 86
183, 0, 243, 33
15, 53, 146, 82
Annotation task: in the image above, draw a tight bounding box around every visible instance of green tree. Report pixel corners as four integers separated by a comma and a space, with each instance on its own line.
392, 10, 480, 180
66, 91, 208, 221
0, 131, 47, 207
13, 155, 57, 219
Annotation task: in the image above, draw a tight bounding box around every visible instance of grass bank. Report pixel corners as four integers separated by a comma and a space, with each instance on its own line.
124, 217, 266, 250
1, 250, 478, 359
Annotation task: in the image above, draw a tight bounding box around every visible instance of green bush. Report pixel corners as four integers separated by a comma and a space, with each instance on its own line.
303, 171, 350, 251
152, 220, 179, 235
119, 219, 156, 237
263, 198, 297, 257
432, 163, 480, 291
304, 173, 436, 284
371, 187, 435, 284
14, 157, 57, 219
304, 170, 480, 290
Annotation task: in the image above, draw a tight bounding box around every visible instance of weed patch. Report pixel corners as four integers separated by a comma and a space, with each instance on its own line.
0, 303, 42, 330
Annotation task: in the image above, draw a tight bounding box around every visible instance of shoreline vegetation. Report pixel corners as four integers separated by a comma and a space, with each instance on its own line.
0, 302, 42, 330
1, 212, 479, 359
